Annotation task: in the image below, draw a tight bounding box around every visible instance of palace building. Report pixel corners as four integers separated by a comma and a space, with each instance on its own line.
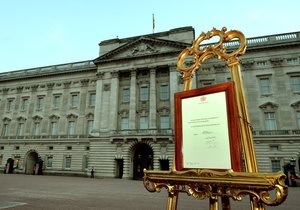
0, 27, 299, 179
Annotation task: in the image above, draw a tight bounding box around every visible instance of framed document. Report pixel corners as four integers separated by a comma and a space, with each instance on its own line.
174, 82, 242, 171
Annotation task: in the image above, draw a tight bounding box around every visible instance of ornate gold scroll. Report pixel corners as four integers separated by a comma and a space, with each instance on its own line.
143, 27, 288, 210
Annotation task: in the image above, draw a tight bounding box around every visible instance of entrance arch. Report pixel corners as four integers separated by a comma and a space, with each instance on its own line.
133, 143, 153, 180
24, 151, 38, 174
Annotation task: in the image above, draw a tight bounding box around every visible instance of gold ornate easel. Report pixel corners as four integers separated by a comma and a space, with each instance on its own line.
143, 27, 288, 210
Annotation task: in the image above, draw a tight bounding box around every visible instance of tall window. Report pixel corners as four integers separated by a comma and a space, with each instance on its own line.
65, 157, 72, 169
160, 116, 170, 129
37, 97, 43, 109
89, 93, 96, 106
22, 98, 28, 110
87, 120, 94, 134
122, 88, 130, 102
68, 121, 75, 135
160, 85, 169, 100
53, 95, 60, 108
34, 122, 40, 136
260, 78, 271, 95
50, 122, 57, 135
271, 159, 281, 172
121, 118, 129, 130
7, 100, 13, 111
47, 157, 53, 168
140, 86, 149, 101
84, 156, 89, 169
265, 112, 277, 130
17, 123, 24, 136
291, 76, 300, 92
297, 111, 300, 128
2, 124, 9, 136
140, 116, 148, 129
71, 95, 78, 107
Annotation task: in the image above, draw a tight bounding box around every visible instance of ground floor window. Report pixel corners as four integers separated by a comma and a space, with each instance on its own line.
271, 159, 281, 172
159, 159, 169, 171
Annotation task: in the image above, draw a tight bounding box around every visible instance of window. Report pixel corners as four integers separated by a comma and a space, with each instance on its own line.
50, 122, 57, 135
87, 120, 94, 135
271, 159, 281, 172
47, 157, 53, 168
140, 116, 148, 129
67, 146, 72, 150
291, 76, 300, 92
270, 145, 279, 152
140, 86, 148, 101
65, 157, 71, 169
297, 111, 300, 128
260, 78, 271, 95
48, 146, 53, 150
71, 95, 78, 107
37, 97, 43, 109
84, 156, 89, 169
68, 121, 75, 135
200, 80, 214, 87
160, 116, 170, 129
7, 100, 13, 111
122, 88, 130, 102
17, 123, 24, 136
121, 118, 129, 130
34, 122, 40, 136
22, 98, 28, 110
160, 85, 169, 100
89, 93, 96, 106
265, 112, 277, 130
2, 124, 9, 136
53, 95, 60, 108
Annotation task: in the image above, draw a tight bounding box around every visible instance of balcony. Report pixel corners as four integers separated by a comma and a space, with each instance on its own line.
252, 130, 300, 135
109, 129, 174, 143
110, 129, 173, 136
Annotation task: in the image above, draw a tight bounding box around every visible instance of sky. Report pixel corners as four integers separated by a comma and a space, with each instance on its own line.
1, 0, 299, 73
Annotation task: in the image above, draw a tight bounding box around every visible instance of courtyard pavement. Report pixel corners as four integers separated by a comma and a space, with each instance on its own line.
0, 174, 299, 209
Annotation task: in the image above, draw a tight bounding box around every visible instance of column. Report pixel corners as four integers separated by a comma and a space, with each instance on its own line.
129, 69, 137, 130
109, 71, 119, 131
149, 67, 157, 129
92, 72, 104, 136
169, 64, 180, 130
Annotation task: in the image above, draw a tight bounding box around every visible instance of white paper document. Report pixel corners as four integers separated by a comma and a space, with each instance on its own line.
181, 91, 231, 169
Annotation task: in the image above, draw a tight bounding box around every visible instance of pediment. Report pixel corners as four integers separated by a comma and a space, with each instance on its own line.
259, 102, 279, 109
94, 36, 189, 64
291, 100, 300, 108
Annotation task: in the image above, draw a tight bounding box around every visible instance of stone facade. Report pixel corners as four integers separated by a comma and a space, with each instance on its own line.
0, 27, 299, 179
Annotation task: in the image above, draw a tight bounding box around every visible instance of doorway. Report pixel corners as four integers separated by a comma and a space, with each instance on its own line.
133, 144, 153, 180
25, 151, 38, 174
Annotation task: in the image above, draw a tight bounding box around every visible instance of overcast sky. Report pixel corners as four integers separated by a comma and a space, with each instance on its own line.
1, 0, 299, 73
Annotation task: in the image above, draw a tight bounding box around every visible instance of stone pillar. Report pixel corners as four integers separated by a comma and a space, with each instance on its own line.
109, 71, 119, 131
169, 64, 180, 130
149, 67, 157, 129
129, 69, 137, 130
92, 72, 104, 136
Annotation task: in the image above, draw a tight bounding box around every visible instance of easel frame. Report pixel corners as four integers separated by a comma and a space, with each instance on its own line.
143, 27, 288, 210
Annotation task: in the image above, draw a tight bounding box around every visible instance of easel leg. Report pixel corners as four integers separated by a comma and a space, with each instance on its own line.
221, 196, 230, 210
166, 191, 178, 210
250, 196, 265, 210
209, 195, 219, 210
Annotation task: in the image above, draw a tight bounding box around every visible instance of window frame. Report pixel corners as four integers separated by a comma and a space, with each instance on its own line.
160, 85, 169, 100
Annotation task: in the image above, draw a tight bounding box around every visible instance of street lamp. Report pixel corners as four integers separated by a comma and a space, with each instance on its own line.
290, 157, 296, 166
